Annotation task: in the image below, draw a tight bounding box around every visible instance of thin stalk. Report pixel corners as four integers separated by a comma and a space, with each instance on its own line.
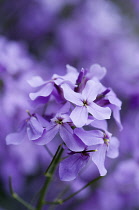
44, 176, 103, 205
9, 177, 35, 210
36, 145, 63, 210
62, 176, 103, 202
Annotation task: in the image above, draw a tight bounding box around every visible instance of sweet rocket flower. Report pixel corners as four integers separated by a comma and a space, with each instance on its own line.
75, 128, 119, 176
61, 80, 111, 127
59, 121, 119, 181
28, 64, 78, 102
34, 104, 85, 151
6, 113, 46, 145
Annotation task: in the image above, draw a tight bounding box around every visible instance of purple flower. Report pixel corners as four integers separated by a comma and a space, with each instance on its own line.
61, 80, 111, 127
75, 128, 119, 176
6, 113, 46, 145
28, 64, 78, 102
34, 103, 85, 151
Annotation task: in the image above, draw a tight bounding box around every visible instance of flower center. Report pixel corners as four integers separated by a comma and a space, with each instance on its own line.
103, 138, 109, 146
83, 100, 88, 107
55, 117, 63, 125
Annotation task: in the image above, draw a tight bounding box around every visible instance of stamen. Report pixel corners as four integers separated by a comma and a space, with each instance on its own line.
26, 110, 32, 117
83, 100, 88, 106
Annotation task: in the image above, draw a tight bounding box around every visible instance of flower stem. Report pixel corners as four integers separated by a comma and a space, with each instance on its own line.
62, 176, 103, 202
9, 177, 35, 210
36, 145, 63, 210
44, 176, 103, 205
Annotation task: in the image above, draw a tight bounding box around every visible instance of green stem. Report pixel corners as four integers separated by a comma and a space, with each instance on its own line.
44, 176, 103, 205
63, 176, 103, 202
9, 177, 35, 210
36, 145, 63, 210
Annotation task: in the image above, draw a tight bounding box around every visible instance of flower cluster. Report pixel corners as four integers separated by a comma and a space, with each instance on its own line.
6, 64, 122, 181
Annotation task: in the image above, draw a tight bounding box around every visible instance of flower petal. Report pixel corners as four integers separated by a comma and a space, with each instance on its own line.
70, 106, 88, 127
29, 82, 53, 100
35, 113, 50, 127
112, 105, 123, 130
57, 102, 70, 115
59, 124, 85, 151
61, 83, 83, 106
92, 144, 107, 176
107, 137, 119, 159
91, 119, 108, 130
82, 80, 101, 101
74, 128, 104, 146
6, 130, 26, 145
107, 90, 122, 107
27, 116, 44, 140
34, 125, 59, 145
88, 102, 111, 120
59, 153, 89, 181
28, 76, 46, 87
89, 64, 107, 80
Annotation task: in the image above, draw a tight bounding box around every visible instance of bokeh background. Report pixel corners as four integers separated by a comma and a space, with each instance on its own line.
0, 0, 139, 209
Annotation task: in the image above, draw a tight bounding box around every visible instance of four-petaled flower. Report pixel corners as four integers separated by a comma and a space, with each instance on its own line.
61, 80, 111, 127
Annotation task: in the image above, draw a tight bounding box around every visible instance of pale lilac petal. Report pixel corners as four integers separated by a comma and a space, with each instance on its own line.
91, 119, 108, 130
30, 96, 50, 106
66, 64, 78, 74
53, 78, 64, 86
57, 102, 70, 115
28, 76, 46, 87
92, 144, 107, 176
61, 114, 71, 123
107, 137, 119, 159
6, 130, 26, 145
89, 64, 107, 80
52, 65, 78, 85
82, 80, 101, 101
59, 124, 85, 151
29, 82, 53, 100
65, 64, 78, 84
112, 105, 123, 130
34, 125, 59, 145
107, 90, 122, 107
74, 128, 104, 146
59, 153, 89, 181
61, 84, 83, 106
70, 106, 88, 127
88, 102, 111, 120
35, 113, 50, 127
27, 116, 44, 140
61, 65, 78, 85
